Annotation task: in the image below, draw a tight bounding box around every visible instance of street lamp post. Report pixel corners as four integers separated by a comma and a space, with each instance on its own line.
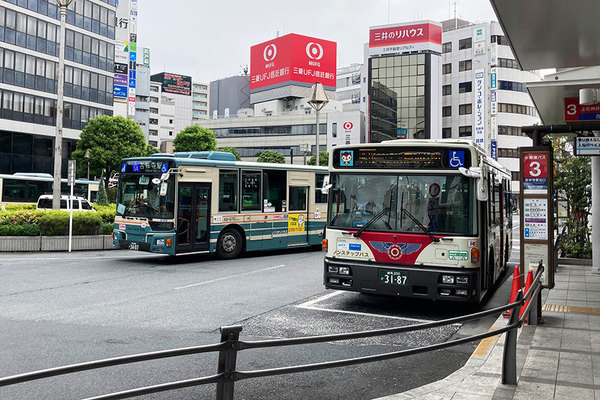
84, 148, 91, 180
52, 0, 76, 210
307, 82, 329, 161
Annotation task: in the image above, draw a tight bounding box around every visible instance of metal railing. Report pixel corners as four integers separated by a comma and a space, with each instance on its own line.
0, 265, 544, 400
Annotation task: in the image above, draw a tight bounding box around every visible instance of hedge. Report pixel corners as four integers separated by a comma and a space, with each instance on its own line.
37, 211, 104, 236
0, 204, 116, 236
0, 224, 41, 236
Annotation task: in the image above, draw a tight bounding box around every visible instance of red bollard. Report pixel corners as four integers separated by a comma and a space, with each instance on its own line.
503, 266, 521, 318
519, 270, 534, 321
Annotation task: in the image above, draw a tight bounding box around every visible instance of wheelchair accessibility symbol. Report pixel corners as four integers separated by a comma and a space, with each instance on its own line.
449, 151, 465, 168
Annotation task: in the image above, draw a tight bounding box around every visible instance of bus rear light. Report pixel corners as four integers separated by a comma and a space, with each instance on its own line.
471, 248, 480, 263
322, 238, 328, 251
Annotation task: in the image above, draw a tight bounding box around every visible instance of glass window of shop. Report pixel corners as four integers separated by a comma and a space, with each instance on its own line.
369, 54, 428, 143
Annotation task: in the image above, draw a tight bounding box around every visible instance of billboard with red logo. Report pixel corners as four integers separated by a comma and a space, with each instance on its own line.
250, 33, 337, 92
369, 21, 442, 56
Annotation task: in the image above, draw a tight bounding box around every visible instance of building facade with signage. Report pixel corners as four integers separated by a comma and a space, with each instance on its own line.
440, 19, 541, 189
149, 72, 193, 146
0, 0, 116, 176
367, 21, 444, 142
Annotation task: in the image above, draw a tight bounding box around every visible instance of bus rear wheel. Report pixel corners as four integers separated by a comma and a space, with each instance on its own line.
217, 229, 243, 259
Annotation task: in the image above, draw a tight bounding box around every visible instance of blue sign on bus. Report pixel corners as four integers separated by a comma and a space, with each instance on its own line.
448, 151, 465, 168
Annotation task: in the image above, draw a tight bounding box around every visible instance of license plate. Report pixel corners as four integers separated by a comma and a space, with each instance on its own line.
129, 242, 139, 251
379, 270, 408, 286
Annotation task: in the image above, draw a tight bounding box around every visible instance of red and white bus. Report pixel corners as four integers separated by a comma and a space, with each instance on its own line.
323, 140, 513, 303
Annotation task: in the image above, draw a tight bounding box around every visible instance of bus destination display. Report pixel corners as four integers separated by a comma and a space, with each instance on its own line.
334, 147, 471, 169
120, 160, 170, 174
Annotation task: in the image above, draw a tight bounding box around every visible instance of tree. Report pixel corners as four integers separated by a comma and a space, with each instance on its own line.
553, 137, 592, 258
257, 150, 286, 164
220, 146, 241, 161
71, 115, 151, 191
96, 173, 109, 206
173, 125, 217, 152
307, 151, 329, 166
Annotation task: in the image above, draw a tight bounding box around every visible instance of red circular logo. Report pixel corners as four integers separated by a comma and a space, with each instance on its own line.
429, 183, 441, 198
343, 122, 353, 130
263, 44, 277, 62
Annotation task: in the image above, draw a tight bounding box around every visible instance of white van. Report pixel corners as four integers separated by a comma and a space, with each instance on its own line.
36, 195, 95, 211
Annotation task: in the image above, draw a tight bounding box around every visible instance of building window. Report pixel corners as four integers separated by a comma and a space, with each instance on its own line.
498, 58, 520, 69
458, 60, 472, 72
459, 103, 472, 115
492, 35, 509, 46
442, 84, 452, 96
459, 125, 472, 137
442, 42, 452, 53
442, 106, 452, 117
498, 80, 526, 92
442, 127, 452, 138
498, 126, 526, 136
459, 82, 472, 93
511, 171, 520, 181
498, 103, 537, 116
498, 148, 520, 158
442, 63, 452, 74
459, 38, 472, 50
332, 122, 337, 138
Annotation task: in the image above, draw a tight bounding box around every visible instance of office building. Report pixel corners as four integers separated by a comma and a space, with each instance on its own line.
0, 0, 116, 175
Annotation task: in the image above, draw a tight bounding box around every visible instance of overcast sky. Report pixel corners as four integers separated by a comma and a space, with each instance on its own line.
136, 0, 498, 83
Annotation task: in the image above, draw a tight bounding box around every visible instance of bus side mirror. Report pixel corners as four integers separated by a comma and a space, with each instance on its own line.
476, 177, 488, 202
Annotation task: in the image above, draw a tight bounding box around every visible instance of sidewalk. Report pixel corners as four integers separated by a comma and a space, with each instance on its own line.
376, 261, 600, 400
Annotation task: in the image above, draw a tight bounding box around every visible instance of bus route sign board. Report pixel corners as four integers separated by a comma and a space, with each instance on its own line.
522, 152, 548, 194
574, 137, 600, 156
520, 147, 554, 289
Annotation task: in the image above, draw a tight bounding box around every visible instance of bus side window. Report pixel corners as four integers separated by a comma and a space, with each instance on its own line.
315, 174, 328, 204
263, 170, 286, 212
289, 187, 307, 211
218, 170, 239, 212
241, 170, 261, 211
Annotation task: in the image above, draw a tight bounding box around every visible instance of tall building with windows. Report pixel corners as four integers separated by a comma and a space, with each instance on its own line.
0, 0, 116, 176
191, 82, 208, 123
440, 19, 541, 188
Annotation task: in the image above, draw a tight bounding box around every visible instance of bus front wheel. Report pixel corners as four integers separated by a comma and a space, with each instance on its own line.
217, 229, 244, 259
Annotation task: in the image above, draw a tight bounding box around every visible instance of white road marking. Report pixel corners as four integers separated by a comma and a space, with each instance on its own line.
296, 291, 461, 325
174, 264, 286, 290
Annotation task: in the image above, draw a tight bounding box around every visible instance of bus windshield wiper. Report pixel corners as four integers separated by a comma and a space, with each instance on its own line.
353, 207, 390, 238
400, 208, 440, 242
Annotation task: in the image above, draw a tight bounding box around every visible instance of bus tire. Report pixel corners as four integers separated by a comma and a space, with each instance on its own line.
216, 228, 244, 259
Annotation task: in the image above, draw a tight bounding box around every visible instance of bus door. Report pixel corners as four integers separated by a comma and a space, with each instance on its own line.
176, 183, 211, 253
287, 185, 309, 246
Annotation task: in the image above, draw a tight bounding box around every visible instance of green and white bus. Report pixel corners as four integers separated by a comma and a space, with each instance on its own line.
112, 152, 328, 258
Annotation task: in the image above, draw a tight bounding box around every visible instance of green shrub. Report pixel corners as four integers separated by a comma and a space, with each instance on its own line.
102, 222, 114, 235
0, 203, 36, 211
37, 211, 103, 236
0, 224, 41, 236
0, 210, 41, 226
93, 204, 116, 224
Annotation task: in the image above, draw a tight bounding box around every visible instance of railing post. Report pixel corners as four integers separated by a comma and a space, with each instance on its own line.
502, 289, 523, 385
528, 288, 541, 326
216, 325, 242, 400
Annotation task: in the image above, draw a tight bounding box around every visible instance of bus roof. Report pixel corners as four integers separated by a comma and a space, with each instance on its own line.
121, 152, 328, 173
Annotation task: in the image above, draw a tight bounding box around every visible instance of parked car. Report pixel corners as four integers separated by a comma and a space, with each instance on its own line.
36, 195, 95, 211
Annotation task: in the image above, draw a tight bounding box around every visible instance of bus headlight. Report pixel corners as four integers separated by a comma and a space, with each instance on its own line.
456, 276, 469, 285
442, 275, 454, 284
339, 267, 350, 275
156, 238, 165, 246
328, 265, 339, 273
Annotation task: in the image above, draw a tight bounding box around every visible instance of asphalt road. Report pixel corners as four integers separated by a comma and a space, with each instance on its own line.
0, 217, 519, 399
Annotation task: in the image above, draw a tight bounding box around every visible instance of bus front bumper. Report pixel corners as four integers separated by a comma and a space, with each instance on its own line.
324, 257, 480, 302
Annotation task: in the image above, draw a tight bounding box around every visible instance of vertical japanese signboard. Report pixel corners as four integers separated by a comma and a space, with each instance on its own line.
473, 69, 485, 149
520, 147, 554, 288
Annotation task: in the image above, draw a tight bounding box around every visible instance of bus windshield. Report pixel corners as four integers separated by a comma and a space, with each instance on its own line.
116, 173, 175, 219
327, 173, 477, 236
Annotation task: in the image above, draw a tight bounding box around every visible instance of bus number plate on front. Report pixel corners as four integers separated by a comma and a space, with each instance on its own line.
379, 270, 408, 286
129, 242, 139, 250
